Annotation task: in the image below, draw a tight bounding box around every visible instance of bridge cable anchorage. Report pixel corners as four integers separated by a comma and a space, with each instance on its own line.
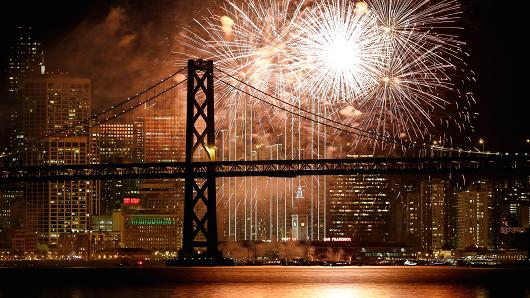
0, 68, 187, 160
214, 66, 494, 156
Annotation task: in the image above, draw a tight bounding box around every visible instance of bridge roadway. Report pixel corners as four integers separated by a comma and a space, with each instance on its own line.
1, 155, 529, 182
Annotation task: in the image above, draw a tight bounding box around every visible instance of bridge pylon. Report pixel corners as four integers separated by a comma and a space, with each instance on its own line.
179, 59, 221, 260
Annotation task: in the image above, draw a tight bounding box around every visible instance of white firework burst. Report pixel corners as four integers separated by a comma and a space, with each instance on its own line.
179, 0, 471, 148
291, 0, 388, 102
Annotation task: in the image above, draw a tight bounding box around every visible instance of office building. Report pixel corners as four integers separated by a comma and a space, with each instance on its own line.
327, 174, 390, 243
95, 123, 142, 213
456, 180, 493, 249
121, 213, 181, 252
22, 73, 99, 245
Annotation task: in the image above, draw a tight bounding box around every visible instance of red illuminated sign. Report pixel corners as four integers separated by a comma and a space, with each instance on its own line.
123, 198, 140, 205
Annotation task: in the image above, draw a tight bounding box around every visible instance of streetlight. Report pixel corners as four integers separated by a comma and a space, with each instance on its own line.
478, 138, 484, 152
255, 144, 263, 160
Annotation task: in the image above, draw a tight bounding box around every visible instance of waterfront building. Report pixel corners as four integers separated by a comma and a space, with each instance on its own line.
327, 174, 390, 243
456, 180, 493, 249
0, 188, 24, 248
137, 113, 185, 250
11, 230, 37, 255
120, 213, 181, 252
404, 186, 421, 248
122, 86, 187, 250
493, 179, 530, 248
420, 178, 452, 251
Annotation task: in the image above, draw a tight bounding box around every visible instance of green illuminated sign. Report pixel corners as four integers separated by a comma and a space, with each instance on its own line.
130, 217, 175, 225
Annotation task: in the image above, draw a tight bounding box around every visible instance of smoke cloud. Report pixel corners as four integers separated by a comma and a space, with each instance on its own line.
46, 1, 213, 112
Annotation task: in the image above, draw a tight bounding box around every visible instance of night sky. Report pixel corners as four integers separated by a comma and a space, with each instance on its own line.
0, 0, 527, 152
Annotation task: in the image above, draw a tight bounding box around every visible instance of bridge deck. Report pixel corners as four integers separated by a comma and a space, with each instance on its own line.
1, 156, 528, 181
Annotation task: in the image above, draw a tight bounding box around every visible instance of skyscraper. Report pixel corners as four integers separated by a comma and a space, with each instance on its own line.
4, 26, 43, 158
22, 73, 99, 245
95, 123, 142, 214
493, 179, 530, 248
0, 188, 24, 248
456, 180, 493, 250
419, 178, 452, 251
403, 178, 456, 251
327, 174, 390, 243
7, 27, 43, 94
404, 185, 421, 248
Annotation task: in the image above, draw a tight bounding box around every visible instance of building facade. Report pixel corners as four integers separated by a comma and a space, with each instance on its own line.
95, 123, 142, 214
22, 74, 99, 245
121, 213, 181, 252
327, 174, 390, 243
456, 180, 493, 249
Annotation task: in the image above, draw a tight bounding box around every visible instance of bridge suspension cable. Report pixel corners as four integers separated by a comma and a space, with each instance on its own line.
215, 76, 405, 147
214, 66, 495, 156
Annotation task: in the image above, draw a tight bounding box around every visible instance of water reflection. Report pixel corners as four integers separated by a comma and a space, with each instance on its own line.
2, 267, 530, 298
41, 283, 503, 298
167, 283, 485, 298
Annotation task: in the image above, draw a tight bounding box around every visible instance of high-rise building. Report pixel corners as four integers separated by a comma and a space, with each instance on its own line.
4, 26, 44, 159
493, 179, 530, 248
138, 114, 184, 249
404, 186, 421, 248
419, 178, 452, 251
95, 123, 142, 214
327, 174, 390, 243
1, 27, 43, 246
7, 27, 43, 94
403, 179, 456, 251
22, 73, 99, 245
0, 188, 24, 247
143, 115, 185, 162
456, 180, 493, 250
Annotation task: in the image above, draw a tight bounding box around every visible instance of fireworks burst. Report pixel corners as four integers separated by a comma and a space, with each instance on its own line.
179, 0, 473, 148
291, 0, 388, 101
358, 0, 467, 141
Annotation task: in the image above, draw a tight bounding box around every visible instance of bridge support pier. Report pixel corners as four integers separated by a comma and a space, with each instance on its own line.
179, 59, 221, 260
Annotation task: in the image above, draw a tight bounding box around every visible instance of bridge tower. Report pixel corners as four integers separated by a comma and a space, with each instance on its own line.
180, 59, 220, 258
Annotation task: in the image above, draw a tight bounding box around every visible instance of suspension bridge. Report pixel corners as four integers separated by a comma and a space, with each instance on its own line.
1, 59, 529, 263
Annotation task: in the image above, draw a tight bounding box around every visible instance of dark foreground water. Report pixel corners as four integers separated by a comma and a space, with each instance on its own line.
1, 266, 530, 297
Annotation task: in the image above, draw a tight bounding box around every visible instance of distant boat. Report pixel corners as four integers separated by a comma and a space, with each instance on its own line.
404, 260, 417, 266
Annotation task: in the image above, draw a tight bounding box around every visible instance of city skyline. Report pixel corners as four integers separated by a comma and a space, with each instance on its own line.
0, 0, 529, 247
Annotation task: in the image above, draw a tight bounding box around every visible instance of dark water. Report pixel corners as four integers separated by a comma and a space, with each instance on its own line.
1, 266, 530, 297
